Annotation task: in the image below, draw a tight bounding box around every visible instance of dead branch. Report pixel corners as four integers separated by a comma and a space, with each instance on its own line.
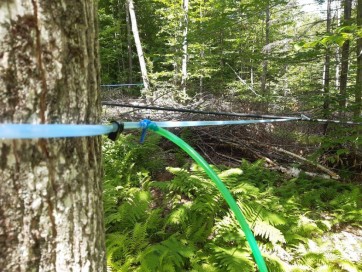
270, 146, 340, 179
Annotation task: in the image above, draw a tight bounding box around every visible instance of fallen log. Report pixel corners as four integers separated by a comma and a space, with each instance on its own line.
269, 146, 340, 180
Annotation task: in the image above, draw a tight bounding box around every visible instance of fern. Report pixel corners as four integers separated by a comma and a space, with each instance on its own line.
105, 189, 151, 232
209, 245, 255, 272
263, 253, 287, 272
165, 204, 190, 226
212, 212, 247, 245
139, 236, 195, 271
253, 220, 286, 244
103, 136, 362, 271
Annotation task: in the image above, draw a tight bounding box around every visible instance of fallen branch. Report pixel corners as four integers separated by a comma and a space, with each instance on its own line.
226, 63, 261, 97
262, 156, 331, 180
270, 146, 340, 180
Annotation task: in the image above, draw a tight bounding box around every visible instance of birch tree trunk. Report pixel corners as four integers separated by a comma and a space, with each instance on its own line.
261, 2, 270, 112
323, 0, 332, 119
0, 1, 105, 271
127, 0, 150, 93
355, 0, 362, 118
125, 0, 133, 85
181, 0, 189, 98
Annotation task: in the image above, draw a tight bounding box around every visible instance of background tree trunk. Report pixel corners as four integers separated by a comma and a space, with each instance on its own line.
181, 0, 189, 98
339, 0, 352, 115
127, 0, 150, 93
355, 0, 362, 118
261, 2, 270, 112
323, 0, 332, 120
0, 1, 105, 271
126, 0, 133, 85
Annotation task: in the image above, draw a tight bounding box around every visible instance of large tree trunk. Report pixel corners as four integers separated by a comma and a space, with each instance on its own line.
355, 0, 362, 118
127, 0, 150, 93
339, 0, 352, 115
0, 1, 105, 271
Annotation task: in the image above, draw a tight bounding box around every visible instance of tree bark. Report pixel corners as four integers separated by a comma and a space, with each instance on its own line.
339, 0, 352, 114
355, 0, 362, 118
0, 1, 105, 271
127, 0, 150, 93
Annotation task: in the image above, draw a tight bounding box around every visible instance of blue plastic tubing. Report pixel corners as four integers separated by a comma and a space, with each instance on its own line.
0, 118, 299, 139
148, 123, 268, 272
0, 124, 117, 139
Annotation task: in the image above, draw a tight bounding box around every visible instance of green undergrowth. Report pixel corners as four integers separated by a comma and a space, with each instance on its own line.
103, 134, 362, 272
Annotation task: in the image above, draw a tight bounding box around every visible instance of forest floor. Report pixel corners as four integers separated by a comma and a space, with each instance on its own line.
322, 225, 362, 264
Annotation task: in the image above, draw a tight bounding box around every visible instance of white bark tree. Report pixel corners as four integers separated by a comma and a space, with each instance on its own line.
323, 0, 332, 119
181, 0, 189, 98
125, 0, 133, 85
261, 1, 270, 111
0, 1, 105, 271
127, 0, 150, 93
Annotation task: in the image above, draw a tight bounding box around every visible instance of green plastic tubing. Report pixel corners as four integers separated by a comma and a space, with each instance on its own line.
149, 124, 268, 272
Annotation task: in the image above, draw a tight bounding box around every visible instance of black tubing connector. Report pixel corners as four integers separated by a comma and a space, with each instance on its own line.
108, 121, 124, 141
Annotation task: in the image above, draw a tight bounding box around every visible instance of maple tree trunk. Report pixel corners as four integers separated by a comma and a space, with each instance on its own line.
0, 1, 105, 271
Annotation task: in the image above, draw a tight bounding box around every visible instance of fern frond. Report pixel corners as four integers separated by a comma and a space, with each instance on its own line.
165, 204, 190, 226
253, 220, 286, 244
232, 182, 260, 196
145, 208, 164, 233
106, 233, 131, 269
263, 253, 287, 272
212, 212, 247, 244
191, 192, 221, 215
185, 215, 213, 243
139, 236, 195, 271
336, 260, 359, 272
300, 252, 327, 266
210, 245, 255, 272
130, 223, 149, 252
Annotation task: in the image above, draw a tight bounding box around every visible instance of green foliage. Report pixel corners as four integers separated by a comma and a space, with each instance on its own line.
104, 136, 361, 271
210, 245, 254, 272
295, 25, 362, 49
139, 236, 195, 272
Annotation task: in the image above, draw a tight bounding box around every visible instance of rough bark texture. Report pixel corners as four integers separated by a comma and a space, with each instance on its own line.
0, 1, 105, 271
